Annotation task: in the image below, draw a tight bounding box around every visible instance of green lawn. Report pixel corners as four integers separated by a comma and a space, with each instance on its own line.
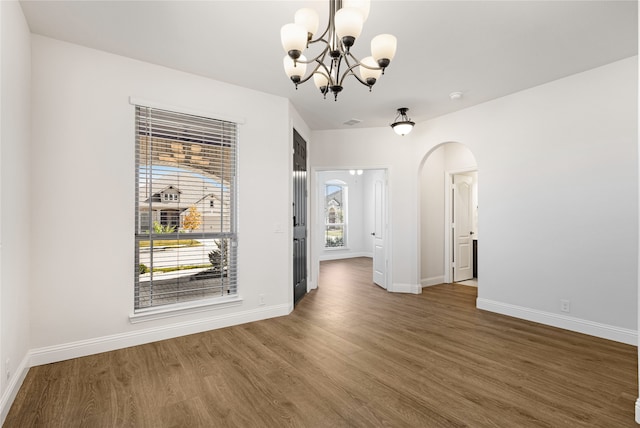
139, 239, 202, 248
152, 263, 212, 273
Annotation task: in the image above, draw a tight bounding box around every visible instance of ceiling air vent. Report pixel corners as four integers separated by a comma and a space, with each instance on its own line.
343, 118, 362, 126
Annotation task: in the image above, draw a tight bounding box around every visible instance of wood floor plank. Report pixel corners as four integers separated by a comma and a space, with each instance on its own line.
4, 257, 638, 427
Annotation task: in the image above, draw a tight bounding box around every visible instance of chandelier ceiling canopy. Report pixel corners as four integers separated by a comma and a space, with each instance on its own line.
280, 0, 397, 101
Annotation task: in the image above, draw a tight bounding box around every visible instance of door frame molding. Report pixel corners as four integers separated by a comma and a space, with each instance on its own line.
310, 167, 391, 293
444, 167, 477, 283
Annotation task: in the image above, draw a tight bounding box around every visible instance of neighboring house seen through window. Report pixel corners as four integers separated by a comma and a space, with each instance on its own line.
135, 106, 238, 310
325, 183, 347, 248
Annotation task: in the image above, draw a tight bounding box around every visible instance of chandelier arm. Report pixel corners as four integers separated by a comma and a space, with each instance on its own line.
295, 42, 330, 65
338, 61, 371, 87
337, 55, 356, 86
309, 18, 331, 45
303, 0, 336, 46
343, 69, 370, 87
315, 60, 332, 77
347, 51, 383, 71
338, 53, 371, 87
295, 61, 326, 86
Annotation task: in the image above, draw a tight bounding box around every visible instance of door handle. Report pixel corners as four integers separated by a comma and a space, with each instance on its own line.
371, 232, 376, 236
470, 231, 474, 235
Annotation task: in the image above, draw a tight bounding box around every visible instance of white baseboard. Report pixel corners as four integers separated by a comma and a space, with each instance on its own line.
477, 298, 637, 345
421, 276, 445, 287
29, 303, 291, 367
1, 304, 290, 424
318, 252, 372, 261
0, 353, 30, 426
388, 283, 422, 294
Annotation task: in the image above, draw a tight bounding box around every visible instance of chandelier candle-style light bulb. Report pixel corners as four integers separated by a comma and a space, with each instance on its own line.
279, 0, 397, 101
280, 23, 307, 60
294, 8, 319, 40
359, 56, 382, 88
344, 0, 370, 22
335, 7, 364, 49
284, 55, 307, 87
371, 34, 397, 70
314, 71, 330, 95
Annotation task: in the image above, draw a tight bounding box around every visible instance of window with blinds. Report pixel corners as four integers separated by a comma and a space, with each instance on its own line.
134, 106, 238, 310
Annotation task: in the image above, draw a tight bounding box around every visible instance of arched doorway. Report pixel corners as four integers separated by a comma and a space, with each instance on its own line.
418, 142, 478, 287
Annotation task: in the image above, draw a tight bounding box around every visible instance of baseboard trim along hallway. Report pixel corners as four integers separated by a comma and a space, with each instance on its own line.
476, 298, 637, 345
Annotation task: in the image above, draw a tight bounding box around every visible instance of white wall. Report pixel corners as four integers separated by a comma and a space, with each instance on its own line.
0, 1, 31, 422
420, 145, 445, 285
28, 36, 297, 356
467, 171, 479, 238
312, 56, 638, 344
421, 57, 638, 342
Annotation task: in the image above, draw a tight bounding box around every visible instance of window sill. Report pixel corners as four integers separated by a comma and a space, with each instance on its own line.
129, 295, 243, 324
324, 247, 349, 251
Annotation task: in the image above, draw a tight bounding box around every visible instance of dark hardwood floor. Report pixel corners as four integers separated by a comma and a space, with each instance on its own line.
5, 257, 638, 427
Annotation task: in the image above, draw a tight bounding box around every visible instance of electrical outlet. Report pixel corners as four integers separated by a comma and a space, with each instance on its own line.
259, 294, 265, 306
560, 299, 570, 313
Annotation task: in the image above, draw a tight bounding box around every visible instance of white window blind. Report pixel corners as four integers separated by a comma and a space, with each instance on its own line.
134, 106, 238, 310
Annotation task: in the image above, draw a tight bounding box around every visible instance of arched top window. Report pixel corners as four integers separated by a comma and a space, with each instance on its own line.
324, 182, 347, 248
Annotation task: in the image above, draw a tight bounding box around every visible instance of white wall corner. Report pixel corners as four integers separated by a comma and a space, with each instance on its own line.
635, 398, 640, 424
421, 276, 445, 287
477, 298, 638, 346
29, 304, 291, 367
0, 353, 30, 426
389, 283, 422, 294
307, 278, 317, 291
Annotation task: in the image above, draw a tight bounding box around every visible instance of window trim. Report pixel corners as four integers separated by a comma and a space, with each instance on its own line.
129, 97, 246, 125
129, 295, 243, 324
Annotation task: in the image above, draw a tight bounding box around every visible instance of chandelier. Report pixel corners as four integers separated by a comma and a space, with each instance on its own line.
280, 0, 397, 101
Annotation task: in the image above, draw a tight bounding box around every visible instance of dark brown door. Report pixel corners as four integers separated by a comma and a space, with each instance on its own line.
293, 130, 307, 305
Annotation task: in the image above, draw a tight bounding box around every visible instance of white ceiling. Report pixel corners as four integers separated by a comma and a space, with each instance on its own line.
19, 1, 638, 131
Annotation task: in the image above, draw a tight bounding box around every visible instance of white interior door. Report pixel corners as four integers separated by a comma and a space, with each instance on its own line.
373, 178, 386, 288
453, 174, 473, 282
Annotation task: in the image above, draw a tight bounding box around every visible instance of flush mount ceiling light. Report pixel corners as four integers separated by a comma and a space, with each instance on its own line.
390, 108, 415, 136
280, 0, 397, 101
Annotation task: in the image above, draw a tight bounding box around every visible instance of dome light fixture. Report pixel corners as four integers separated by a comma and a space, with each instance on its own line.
390, 108, 415, 136
280, 0, 397, 101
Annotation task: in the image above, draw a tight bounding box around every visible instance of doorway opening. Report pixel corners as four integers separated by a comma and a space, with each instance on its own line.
419, 142, 478, 288
311, 168, 389, 292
